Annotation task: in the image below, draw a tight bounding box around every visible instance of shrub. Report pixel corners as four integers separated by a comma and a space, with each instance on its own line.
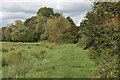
57, 34, 74, 44
45, 16, 72, 43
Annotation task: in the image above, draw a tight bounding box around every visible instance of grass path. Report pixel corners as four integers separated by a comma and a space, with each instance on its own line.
1, 42, 97, 78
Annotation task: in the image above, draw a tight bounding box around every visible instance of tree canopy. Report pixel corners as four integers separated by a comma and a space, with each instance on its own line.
1, 7, 78, 43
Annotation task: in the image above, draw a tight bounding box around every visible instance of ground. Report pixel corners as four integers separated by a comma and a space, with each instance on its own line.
1, 42, 97, 78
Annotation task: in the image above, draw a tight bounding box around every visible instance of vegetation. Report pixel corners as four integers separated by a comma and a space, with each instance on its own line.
79, 2, 119, 78
1, 7, 78, 43
1, 42, 96, 78
0, 2, 119, 78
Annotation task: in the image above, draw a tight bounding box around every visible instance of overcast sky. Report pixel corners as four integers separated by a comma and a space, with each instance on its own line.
0, 0, 93, 27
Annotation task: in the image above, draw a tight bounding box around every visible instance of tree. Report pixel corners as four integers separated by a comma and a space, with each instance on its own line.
66, 16, 75, 26
37, 7, 54, 17
11, 20, 34, 42
15, 20, 23, 27
24, 16, 37, 29
79, 2, 120, 78
45, 16, 72, 43
1, 7, 79, 43
32, 15, 47, 41
53, 12, 61, 17
1, 26, 13, 41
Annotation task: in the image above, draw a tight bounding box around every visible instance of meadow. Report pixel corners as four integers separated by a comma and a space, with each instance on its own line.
1, 42, 97, 78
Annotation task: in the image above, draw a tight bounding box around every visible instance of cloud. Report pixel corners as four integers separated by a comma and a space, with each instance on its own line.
0, 0, 93, 26
2, 11, 35, 20
0, 0, 87, 2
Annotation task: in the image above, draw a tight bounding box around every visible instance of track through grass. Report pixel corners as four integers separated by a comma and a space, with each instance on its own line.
1, 42, 97, 78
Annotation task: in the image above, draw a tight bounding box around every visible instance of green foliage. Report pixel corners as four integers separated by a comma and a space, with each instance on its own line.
37, 7, 54, 17
77, 35, 89, 48
53, 12, 61, 17
1, 26, 12, 41
45, 16, 73, 43
1, 3, 119, 79
2, 42, 97, 78
58, 33, 73, 44
79, 2, 119, 78
1, 7, 77, 43
15, 20, 23, 26
33, 15, 47, 41
66, 16, 75, 26
11, 21, 34, 42
24, 16, 37, 29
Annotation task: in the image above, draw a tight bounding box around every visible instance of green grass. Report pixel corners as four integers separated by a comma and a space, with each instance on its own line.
1, 42, 97, 78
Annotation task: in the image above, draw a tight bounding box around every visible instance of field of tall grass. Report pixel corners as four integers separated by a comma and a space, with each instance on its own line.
1, 42, 97, 78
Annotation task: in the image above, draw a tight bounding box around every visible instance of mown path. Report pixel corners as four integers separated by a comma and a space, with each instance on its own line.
2, 42, 97, 78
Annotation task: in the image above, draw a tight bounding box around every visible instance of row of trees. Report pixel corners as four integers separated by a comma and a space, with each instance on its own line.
1, 7, 79, 43
79, 2, 120, 78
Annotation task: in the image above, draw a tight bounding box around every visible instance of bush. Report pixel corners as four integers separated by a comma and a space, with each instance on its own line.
80, 2, 119, 77
57, 34, 74, 44
77, 35, 89, 48
45, 16, 72, 43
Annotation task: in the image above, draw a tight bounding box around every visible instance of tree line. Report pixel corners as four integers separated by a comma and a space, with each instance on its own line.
0, 7, 79, 43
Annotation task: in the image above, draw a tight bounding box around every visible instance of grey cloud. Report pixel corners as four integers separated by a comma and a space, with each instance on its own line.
1, 1, 92, 26
2, 12, 35, 20
1, 2, 40, 13
54, 2, 92, 13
